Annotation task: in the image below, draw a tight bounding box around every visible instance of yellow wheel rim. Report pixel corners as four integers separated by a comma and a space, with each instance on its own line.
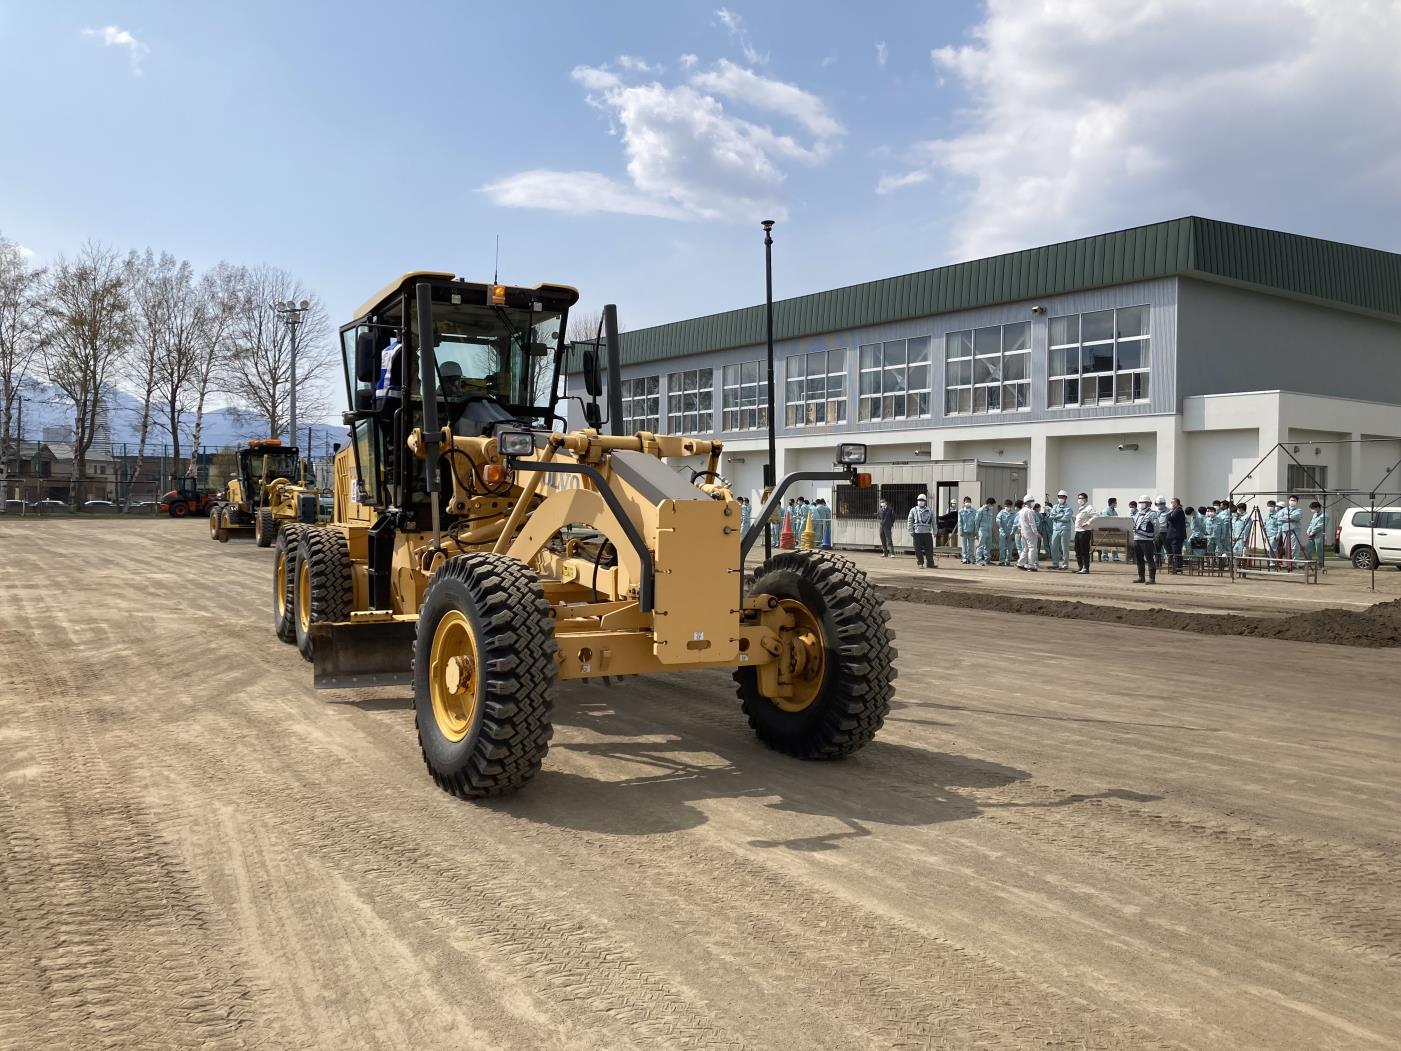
774, 598, 826, 713
429, 609, 479, 743
275, 551, 287, 617
297, 559, 311, 633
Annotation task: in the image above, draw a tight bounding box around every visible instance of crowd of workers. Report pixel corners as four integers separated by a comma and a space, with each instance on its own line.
878, 491, 1329, 583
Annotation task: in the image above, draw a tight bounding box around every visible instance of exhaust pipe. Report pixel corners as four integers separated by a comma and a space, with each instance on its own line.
603, 304, 624, 437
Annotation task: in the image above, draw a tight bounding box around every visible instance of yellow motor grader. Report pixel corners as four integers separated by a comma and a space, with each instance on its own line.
279, 272, 896, 799
209, 438, 328, 547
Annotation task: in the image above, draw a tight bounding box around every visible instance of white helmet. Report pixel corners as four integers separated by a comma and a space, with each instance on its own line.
1056, 489, 1068, 497
1138, 494, 1151, 505
916, 493, 928, 502
1023, 492, 1036, 504
1155, 494, 1166, 505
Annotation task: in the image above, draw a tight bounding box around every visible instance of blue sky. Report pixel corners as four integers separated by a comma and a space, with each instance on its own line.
3, 1, 1400, 422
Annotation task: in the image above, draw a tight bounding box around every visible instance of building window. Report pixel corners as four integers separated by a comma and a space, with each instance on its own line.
620, 376, 659, 433
722, 360, 770, 431
1287, 464, 1328, 493
1048, 305, 1150, 409
666, 368, 713, 434
784, 349, 847, 427
944, 322, 1031, 416
858, 337, 932, 421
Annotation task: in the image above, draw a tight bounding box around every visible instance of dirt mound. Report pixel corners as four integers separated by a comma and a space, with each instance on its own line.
875, 587, 1401, 648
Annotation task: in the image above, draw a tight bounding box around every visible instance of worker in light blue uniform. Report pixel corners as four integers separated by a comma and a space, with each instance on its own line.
1099, 497, 1121, 562
1278, 496, 1304, 563
956, 497, 978, 564
996, 500, 1018, 566
974, 498, 997, 566
812, 498, 833, 549
1047, 489, 1074, 570
1232, 503, 1251, 558
1262, 500, 1280, 566
739, 496, 752, 536
791, 498, 809, 541
1305, 500, 1327, 569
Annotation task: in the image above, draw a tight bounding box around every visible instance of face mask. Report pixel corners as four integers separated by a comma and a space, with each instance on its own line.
1058, 497, 1067, 503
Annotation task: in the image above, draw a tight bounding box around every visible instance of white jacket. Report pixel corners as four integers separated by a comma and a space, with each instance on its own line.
1073, 504, 1097, 532
1017, 504, 1039, 539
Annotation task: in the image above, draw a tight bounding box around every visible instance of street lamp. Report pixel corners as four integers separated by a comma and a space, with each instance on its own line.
274, 299, 311, 447
761, 220, 776, 563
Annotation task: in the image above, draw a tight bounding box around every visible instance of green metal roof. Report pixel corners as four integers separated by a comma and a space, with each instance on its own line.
615, 217, 1401, 367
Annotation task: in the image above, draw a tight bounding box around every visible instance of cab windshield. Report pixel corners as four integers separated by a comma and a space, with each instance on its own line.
418, 303, 562, 421
243, 449, 299, 481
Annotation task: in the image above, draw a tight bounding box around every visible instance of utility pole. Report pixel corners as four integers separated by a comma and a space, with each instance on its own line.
275, 299, 310, 445
761, 219, 777, 563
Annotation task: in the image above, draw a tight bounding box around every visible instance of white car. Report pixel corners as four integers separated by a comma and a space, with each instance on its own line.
83, 500, 116, 510
1335, 506, 1401, 570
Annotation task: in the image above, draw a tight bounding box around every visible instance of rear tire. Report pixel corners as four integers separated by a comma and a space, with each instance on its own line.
294, 528, 353, 661
255, 507, 277, 548
208, 507, 223, 542
274, 524, 307, 643
414, 554, 557, 800
1351, 546, 1377, 570
171, 502, 189, 518
736, 551, 897, 759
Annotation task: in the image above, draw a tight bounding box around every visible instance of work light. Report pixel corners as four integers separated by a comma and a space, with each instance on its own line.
835, 443, 868, 466
498, 431, 536, 457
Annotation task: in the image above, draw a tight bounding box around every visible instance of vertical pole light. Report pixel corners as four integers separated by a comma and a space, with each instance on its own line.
762, 219, 776, 564
275, 299, 310, 446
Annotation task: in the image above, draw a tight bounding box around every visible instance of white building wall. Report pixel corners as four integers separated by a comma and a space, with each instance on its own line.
1184, 429, 1258, 502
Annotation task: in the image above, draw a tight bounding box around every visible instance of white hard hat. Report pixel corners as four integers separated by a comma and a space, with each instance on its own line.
1023, 492, 1036, 503
1057, 489, 1068, 497
916, 493, 927, 501
1155, 494, 1166, 504
1139, 494, 1151, 504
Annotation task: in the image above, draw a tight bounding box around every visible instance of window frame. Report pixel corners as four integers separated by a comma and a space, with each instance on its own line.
784, 349, 848, 428
1047, 305, 1151, 410
944, 322, 1031, 417
664, 367, 714, 435
858, 336, 932, 422
620, 375, 660, 433
721, 359, 770, 432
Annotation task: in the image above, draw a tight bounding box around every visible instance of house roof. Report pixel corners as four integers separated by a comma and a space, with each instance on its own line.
606, 217, 1401, 368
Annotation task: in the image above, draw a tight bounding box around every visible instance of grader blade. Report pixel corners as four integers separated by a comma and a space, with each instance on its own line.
311, 621, 417, 689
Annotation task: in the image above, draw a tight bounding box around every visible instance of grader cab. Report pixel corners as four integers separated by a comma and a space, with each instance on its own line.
209, 439, 327, 546
278, 272, 897, 799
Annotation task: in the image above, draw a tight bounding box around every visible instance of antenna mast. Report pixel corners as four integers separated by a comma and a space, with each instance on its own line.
494, 234, 500, 284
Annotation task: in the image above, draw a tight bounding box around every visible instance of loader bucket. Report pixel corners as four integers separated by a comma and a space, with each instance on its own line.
311, 620, 417, 689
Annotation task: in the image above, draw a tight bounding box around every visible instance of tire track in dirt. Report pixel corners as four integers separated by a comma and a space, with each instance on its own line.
161, 699, 1174, 1051
584, 673, 1401, 965
0, 637, 291, 1049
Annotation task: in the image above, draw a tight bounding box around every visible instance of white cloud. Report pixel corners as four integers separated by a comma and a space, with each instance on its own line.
714, 7, 768, 66
17, 245, 36, 262
679, 53, 699, 69
617, 54, 661, 74
689, 59, 843, 140
899, 0, 1401, 259
81, 25, 149, 76
478, 170, 688, 219
876, 170, 929, 195
482, 59, 841, 222
875, 41, 888, 68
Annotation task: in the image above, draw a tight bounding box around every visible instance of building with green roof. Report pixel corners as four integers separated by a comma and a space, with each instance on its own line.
564, 217, 1401, 550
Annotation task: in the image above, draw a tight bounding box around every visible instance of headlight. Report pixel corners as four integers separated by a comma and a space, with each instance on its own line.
835, 442, 867, 466
498, 431, 536, 457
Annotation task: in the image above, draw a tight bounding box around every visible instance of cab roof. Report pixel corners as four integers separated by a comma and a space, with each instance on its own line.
353, 271, 580, 321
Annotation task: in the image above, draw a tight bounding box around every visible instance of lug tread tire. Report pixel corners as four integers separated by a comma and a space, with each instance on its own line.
274, 524, 308, 643
414, 554, 558, 800
255, 507, 277, 547
735, 551, 897, 760
295, 528, 353, 660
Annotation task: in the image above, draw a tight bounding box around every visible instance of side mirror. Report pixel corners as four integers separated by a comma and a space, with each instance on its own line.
355, 330, 379, 384
528, 340, 550, 357
584, 401, 603, 429
353, 387, 375, 412
582, 349, 602, 397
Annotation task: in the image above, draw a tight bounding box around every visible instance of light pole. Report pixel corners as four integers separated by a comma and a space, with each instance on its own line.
275, 299, 310, 447
761, 220, 777, 563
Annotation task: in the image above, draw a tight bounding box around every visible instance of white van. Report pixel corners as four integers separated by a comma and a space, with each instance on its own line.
1335, 506, 1401, 570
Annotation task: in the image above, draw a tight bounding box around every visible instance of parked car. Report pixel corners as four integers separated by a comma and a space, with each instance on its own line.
2, 499, 24, 513
83, 500, 116, 510
126, 500, 157, 511
34, 499, 69, 512
1335, 506, 1401, 570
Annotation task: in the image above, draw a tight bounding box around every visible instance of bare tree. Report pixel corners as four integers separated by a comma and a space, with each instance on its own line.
120, 249, 167, 506
186, 262, 242, 479
0, 234, 47, 459
151, 256, 202, 476
44, 243, 131, 506
221, 264, 333, 443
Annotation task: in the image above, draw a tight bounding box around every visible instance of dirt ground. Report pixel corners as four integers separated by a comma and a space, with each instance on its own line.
2, 518, 1398, 1050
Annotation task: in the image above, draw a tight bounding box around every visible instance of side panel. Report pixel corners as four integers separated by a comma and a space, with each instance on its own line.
651, 499, 741, 664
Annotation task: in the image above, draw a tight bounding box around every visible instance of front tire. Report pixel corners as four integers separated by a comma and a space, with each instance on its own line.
736, 551, 897, 759
273, 524, 307, 643
171, 502, 189, 518
294, 528, 353, 661
255, 507, 277, 548
414, 554, 557, 800
1351, 546, 1377, 570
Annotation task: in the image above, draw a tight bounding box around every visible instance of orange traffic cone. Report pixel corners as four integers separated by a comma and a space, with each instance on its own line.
800, 513, 818, 549
779, 509, 796, 549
